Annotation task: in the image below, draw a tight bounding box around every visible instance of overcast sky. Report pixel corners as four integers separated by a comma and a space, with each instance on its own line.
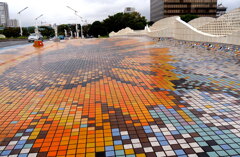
2, 0, 240, 26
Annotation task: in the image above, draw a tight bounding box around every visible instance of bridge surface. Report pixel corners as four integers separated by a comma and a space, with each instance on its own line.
0, 37, 239, 157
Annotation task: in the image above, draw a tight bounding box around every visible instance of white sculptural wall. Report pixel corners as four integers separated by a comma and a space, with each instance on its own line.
110, 8, 240, 45
188, 17, 215, 28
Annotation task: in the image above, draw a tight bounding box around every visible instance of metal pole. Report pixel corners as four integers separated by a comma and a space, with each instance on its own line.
35, 14, 43, 34
76, 23, 79, 38
19, 14, 23, 36
18, 7, 28, 36
81, 23, 83, 38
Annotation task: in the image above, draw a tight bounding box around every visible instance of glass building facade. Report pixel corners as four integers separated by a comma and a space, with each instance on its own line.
0, 2, 9, 27
151, 0, 217, 22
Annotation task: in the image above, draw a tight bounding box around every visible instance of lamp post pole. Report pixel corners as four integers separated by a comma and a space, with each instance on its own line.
75, 14, 83, 39
18, 7, 28, 36
66, 6, 84, 38
35, 14, 43, 34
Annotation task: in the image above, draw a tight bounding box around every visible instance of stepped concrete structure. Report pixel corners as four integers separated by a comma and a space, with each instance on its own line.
110, 8, 240, 46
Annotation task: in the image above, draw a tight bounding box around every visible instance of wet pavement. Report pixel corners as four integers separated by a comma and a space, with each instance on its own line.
0, 40, 30, 49
0, 37, 239, 157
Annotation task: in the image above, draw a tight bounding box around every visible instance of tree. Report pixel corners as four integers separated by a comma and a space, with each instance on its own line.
27, 26, 35, 34
88, 21, 107, 37
57, 24, 70, 35
83, 24, 91, 37
3, 27, 20, 38
103, 12, 147, 34
147, 21, 154, 26
39, 26, 55, 38
180, 14, 199, 23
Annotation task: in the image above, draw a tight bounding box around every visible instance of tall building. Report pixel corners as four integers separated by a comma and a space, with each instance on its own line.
124, 7, 136, 13
0, 2, 9, 27
8, 19, 19, 27
150, 0, 217, 22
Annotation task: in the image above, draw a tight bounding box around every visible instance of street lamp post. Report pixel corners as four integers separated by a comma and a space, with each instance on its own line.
35, 14, 43, 34
18, 7, 28, 36
75, 14, 83, 39
66, 6, 83, 38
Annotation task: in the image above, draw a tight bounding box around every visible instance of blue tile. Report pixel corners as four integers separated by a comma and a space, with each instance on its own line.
221, 144, 231, 150
15, 133, 23, 137
1, 150, 11, 156
25, 129, 34, 132
23, 144, 33, 149
112, 128, 119, 132
122, 135, 130, 140
174, 149, 185, 155
105, 146, 114, 151
18, 140, 26, 145
106, 151, 115, 156
80, 124, 87, 128
115, 150, 125, 155
11, 121, 18, 124
112, 132, 120, 136
114, 140, 122, 145
160, 141, 169, 146
18, 154, 28, 157
14, 144, 24, 149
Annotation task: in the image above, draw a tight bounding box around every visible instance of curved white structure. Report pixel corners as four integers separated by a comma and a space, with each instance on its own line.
110, 8, 240, 46
188, 17, 215, 28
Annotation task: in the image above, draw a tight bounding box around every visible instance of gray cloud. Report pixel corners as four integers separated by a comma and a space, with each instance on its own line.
3, 0, 240, 26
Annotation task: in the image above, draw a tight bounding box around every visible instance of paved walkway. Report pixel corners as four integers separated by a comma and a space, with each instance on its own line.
0, 37, 239, 157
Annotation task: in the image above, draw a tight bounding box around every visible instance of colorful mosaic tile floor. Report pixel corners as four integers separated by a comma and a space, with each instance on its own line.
0, 37, 240, 157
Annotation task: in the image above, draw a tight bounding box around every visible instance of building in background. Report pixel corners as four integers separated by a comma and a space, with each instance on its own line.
150, 0, 217, 22
0, 2, 9, 27
8, 19, 19, 27
217, 3, 227, 17
151, 0, 164, 22
124, 7, 136, 14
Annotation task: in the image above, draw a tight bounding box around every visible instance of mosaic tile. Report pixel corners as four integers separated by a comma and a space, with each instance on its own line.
0, 37, 239, 157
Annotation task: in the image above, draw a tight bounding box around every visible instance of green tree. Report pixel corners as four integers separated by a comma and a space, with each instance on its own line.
57, 24, 70, 35
27, 26, 35, 34
180, 14, 199, 23
88, 21, 107, 37
103, 12, 147, 34
22, 27, 29, 36
83, 24, 91, 37
3, 27, 20, 38
147, 21, 154, 26
39, 26, 55, 38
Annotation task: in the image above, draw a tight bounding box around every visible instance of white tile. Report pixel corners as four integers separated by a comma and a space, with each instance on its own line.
156, 152, 166, 157
144, 147, 153, 153
20, 136, 29, 140
193, 147, 204, 153
148, 137, 157, 142
124, 144, 132, 149
120, 131, 128, 135
131, 139, 140, 143
28, 153, 38, 157
189, 142, 199, 147
165, 150, 176, 156
188, 154, 198, 157
0, 146, 5, 151
20, 148, 30, 154
180, 143, 190, 148
151, 142, 160, 147
8, 141, 18, 146
177, 139, 186, 144
168, 140, 177, 145
162, 146, 172, 151
133, 143, 142, 148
